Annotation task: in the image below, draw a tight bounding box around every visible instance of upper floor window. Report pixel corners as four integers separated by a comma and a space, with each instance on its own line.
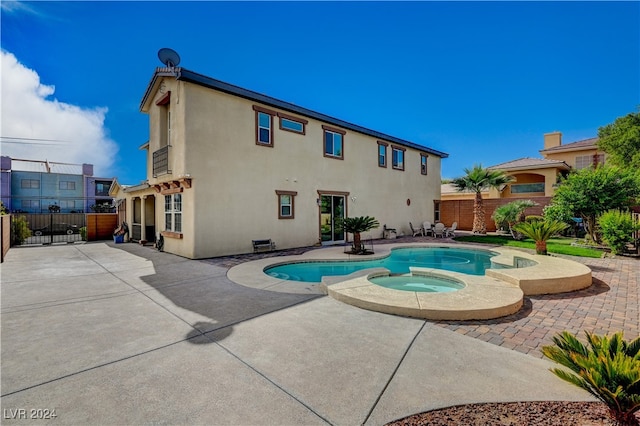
59, 181, 76, 190
575, 154, 605, 170
95, 181, 111, 196
253, 105, 276, 147
276, 190, 297, 219
378, 142, 388, 167
322, 125, 345, 160
21, 179, 39, 189
392, 146, 405, 170
420, 154, 428, 175
164, 193, 182, 233
278, 113, 307, 135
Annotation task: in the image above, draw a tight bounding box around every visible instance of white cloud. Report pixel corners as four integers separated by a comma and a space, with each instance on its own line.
0, 50, 118, 177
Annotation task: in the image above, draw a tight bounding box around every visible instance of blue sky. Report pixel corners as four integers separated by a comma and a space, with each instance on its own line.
1, 1, 638, 184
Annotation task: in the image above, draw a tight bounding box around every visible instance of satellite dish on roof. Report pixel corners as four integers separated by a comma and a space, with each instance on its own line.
158, 48, 181, 68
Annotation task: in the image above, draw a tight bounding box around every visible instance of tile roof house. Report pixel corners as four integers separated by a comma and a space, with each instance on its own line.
440, 132, 605, 231
113, 65, 448, 259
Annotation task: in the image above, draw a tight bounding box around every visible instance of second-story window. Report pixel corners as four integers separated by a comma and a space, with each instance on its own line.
421, 154, 428, 175
392, 146, 405, 170
253, 106, 276, 147
21, 179, 39, 189
322, 125, 345, 160
378, 142, 388, 167
278, 113, 307, 135
59, 181, 76, 190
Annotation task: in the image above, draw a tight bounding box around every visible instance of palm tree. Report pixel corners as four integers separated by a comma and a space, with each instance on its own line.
512, 219, 568, 255
451, 165, 514, 234
341, 216, 380, 254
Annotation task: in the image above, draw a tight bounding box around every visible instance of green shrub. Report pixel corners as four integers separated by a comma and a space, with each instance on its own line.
79, 226, 87, 241
542, 331, 640, 426
11, 216, 32, 245
525, 215, 543, 222
597, 210, 640, 255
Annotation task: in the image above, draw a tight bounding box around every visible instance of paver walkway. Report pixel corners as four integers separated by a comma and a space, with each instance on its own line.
203, 235, 640, 358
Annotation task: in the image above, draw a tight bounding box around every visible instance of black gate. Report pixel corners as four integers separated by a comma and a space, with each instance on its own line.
11, 213, 86, 245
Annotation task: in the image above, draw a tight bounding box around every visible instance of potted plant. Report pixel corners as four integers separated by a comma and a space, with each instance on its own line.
340, 216, 380, 254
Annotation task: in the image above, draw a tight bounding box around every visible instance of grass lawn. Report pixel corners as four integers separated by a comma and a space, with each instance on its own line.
454, 235, 604, 258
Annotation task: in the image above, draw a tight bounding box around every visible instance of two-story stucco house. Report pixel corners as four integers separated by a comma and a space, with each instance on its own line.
113, 66, 448, 259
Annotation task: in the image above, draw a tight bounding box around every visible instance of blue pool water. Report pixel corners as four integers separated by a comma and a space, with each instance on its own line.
265, 247, 502, 283
369, 275, 465, 293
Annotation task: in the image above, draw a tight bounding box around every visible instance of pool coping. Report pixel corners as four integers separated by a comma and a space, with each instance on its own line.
226, 243, 593, 320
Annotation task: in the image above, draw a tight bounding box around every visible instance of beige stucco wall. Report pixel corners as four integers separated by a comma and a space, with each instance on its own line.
141, 79, 442, 259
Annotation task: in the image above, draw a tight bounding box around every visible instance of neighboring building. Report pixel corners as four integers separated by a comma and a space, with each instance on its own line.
0, 157, 115, 213
441, 132, 605, 231
113, 66, 448, 259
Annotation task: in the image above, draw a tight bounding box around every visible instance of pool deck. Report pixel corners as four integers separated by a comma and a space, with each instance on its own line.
1, 239, 637, 424
228, 243, 592, 320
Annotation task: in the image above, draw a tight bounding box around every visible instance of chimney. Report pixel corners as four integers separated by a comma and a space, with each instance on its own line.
544, 132, 562, 149
82, 163, 94, 177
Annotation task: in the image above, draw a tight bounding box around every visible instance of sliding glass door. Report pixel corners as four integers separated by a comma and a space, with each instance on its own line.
319, 195, 345, 244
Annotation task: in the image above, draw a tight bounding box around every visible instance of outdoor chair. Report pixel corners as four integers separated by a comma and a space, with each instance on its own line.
423, 221, 434, 237
446, 222, 457, 237
409, 222, 424, 237
433, 222, 446, 238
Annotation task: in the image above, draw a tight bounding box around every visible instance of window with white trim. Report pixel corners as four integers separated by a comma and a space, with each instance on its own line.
276, 190, 297, 219
322, 125, 345, 159
378, 142, 388, 167
392, 146, 405, 170
420, 154, 428, 175
164, 193, 182, 233
253, 106, 275, 146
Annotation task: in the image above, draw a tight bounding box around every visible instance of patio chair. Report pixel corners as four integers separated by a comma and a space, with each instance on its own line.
423, 221, 434, 237
446, 222, 457, 237
433, 222, 446, 238
409, 222, 424, 237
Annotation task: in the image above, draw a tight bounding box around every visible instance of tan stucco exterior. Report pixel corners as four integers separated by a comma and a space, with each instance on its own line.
117, 68, 447, 259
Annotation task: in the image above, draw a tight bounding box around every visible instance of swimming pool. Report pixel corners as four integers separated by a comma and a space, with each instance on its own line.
265, 247, 504, 283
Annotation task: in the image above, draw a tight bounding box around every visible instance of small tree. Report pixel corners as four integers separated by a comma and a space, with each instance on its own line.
542, 331, 640, 426
491, 200, 537, 240
550, 166, 640, 243
512, 219, 567, 255
451, 164, 514, 234
340, 216, 380, 254
597, 210, 640, 255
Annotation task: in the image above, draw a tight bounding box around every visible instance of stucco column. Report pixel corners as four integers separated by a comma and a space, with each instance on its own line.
141, 195, 147, 241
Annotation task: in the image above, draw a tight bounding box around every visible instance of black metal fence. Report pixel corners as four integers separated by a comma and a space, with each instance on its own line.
11, 213, 86, 245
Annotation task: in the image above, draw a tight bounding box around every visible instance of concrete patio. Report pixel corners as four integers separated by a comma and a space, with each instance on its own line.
1, 240, 637, 425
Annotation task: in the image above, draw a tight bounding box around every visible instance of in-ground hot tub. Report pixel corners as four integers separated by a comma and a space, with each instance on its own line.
369, 273, 465, 293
